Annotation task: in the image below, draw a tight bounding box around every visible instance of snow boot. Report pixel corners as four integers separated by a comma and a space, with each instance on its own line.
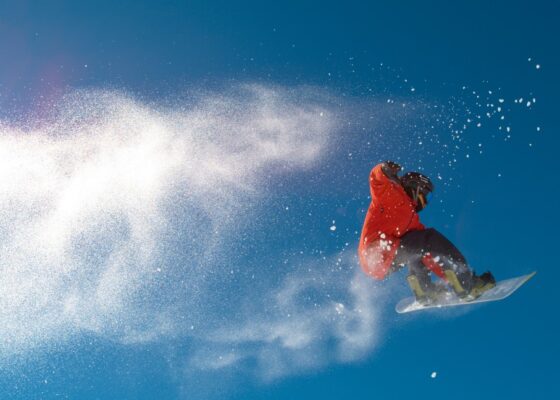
469, 271, 496, 299
445, 270, 496, 301
407, 275, 445, 305
444, 269, 469, 299
407, 275, 430, 304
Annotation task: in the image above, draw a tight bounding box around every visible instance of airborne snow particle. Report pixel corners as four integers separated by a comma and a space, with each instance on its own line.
330, 225, 336, 231
431, 372, 437, 379
335, 303, 345, 314
536, 64, 541, 69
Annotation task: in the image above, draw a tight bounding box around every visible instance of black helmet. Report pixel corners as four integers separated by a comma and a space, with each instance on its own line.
401, 172, 434, 211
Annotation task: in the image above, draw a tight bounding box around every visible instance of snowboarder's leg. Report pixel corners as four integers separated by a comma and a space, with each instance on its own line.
406, 258, 442, 304
419, 228, 475, 293
393, 232, 442, 304
397, 228, 495, 300
418, 228, 496, 299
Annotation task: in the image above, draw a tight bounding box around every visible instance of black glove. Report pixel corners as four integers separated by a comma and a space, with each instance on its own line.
381, 161, 402, 182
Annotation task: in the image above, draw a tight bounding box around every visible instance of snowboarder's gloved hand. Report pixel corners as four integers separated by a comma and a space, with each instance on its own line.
381, 161, 402, 182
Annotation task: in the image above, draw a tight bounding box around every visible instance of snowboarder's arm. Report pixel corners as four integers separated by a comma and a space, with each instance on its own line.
369, 161, 402, 198
381, 161, 402, 183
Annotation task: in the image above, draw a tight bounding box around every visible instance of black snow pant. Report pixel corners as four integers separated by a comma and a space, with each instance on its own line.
391, 228, 475, 292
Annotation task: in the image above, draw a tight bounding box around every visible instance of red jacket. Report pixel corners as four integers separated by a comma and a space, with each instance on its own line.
358, 163, 425, 280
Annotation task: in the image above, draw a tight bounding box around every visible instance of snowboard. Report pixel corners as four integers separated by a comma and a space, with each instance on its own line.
396, 271, 536, 314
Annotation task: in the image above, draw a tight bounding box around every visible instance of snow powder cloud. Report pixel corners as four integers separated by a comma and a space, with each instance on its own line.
187, 253, 387, 382
0, 84, 387, 382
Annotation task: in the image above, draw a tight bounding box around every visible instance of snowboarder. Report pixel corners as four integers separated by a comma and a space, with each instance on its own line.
358, 161, 496, 305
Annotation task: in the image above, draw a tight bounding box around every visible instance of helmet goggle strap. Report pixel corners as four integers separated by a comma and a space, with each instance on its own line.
416, 187, 431, 209
418, 192, 426, 209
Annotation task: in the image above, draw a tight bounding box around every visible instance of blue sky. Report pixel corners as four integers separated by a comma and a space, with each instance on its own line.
0, 1, 558, 399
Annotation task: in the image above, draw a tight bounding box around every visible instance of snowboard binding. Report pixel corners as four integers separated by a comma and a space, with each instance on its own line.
444, 270, 496, 301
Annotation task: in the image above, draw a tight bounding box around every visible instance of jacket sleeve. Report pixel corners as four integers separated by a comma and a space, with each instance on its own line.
369, 163, 425, 236
369, 163, 400, 200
